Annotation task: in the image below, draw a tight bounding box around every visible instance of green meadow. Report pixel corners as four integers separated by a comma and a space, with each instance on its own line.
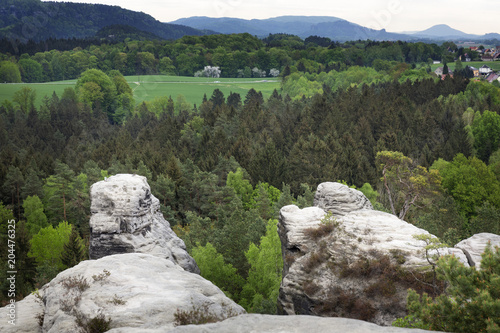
0, 75, 280, 108
430, 61, 500, 72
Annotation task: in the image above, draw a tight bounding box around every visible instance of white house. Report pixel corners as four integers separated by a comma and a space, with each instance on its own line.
479, 65, 493, 75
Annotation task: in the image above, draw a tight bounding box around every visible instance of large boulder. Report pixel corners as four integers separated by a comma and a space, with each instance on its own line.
0, 253, 244, 333
89, 174, 199, 274
278, 182, 471, 326
314, 182, 373, 216
455, 233, 500, 268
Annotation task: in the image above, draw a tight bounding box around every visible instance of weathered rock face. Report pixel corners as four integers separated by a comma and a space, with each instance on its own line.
89, 174, 199, 274
277, 182, 479, 326
455, 233, 500, 268
314, 182, 373, 216
168, 314, 437, 333
0, 253, 244, 333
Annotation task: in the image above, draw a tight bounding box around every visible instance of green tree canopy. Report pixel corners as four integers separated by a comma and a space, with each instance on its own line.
439, 154, 500, 218
0, 61, 21, 83
22, 195, 48, 236
376, 151, 441, 220
28, 221, 73, 271
191, 242, 244, 301
76, 68, 117, 119
240, 219, 283, 313
471, 110, 500, 162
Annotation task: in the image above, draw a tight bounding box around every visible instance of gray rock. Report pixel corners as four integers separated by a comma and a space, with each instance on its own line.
0, 293, 43, 333
314, 182, 373, 216
455, 233, 500, 268
278, 182, 470, 326
167, 314, 437, 333
89, 174, 199, 274
0, 253, 244, 333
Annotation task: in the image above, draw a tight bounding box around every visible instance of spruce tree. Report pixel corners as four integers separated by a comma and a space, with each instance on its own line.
61, 227, 86, 269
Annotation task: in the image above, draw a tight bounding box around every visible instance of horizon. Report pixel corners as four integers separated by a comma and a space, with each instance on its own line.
41, 0, 499, 36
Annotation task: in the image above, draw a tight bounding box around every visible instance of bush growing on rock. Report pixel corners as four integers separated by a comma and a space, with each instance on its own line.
402, 244, 500, 332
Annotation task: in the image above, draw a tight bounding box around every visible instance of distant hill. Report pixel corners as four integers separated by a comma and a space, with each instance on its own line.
409, 24, 476, 39
0, 0, 207, 41
406, 24, 500, 42
171, 16, 412, 41
95, 25, 162, 41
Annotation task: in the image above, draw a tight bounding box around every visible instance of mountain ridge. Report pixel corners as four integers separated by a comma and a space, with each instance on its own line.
171, 16, 500, 42
0, 0, 209, 41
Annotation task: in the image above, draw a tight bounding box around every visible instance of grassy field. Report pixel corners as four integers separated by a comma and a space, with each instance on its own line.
430, 61, 500, 72
0, 75, 280, 108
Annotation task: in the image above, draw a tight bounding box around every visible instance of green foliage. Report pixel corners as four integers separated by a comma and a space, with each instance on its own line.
191, 242, 244, 300
76, 69, 117, 116
23, 195, 48, 236
240, 219, 283, 313
406, 244, 500, 332
12, 86, 36, 113
19, 58, 43, 83
28, 221, 73, 273
359, 182, 379, 206
471, 110, 500, 162
0, 61, 21, 83
440, 154, 500, 218
227, 168, 254, 210
376, 151, 441, 220
60, 226, 86, 269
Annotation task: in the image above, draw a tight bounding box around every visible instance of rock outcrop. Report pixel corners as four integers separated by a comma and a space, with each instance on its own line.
314, 182, 373, 216
277, 182, 494, 326
455, 232, 500, 268
0, 253, 244, 333
89, 174, 199, 274
168, 314, 436, 333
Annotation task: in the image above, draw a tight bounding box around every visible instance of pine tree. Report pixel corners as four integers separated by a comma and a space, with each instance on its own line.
61, 226, 86, 269
404, 244, 500, 332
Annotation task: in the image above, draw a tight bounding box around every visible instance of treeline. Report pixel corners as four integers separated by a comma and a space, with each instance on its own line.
1, 70, 500, 312
0, 33, 479, 83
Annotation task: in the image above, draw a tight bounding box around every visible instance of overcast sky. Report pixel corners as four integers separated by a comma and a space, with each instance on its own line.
44, 0, 498, 35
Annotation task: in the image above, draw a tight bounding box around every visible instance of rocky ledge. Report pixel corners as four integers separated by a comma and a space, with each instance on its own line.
0, 253, 244, 333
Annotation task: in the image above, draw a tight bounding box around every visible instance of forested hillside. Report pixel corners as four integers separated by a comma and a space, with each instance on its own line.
0, 0, 206, 42
1, 32, 500, 319
0, 32, 483, 83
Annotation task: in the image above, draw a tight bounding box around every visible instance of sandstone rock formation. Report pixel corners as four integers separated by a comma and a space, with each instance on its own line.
168, 314, 436, 333
89, 174, 199, 274
0, 253, 244, 333
277, 182, 490, 326
455, 232, 500, 268
314, 182, 373, 216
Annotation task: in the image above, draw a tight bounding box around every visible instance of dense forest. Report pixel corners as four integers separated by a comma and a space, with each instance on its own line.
0, 0, 206, 41
1, 32, 500, 319
0, 32, 486, 83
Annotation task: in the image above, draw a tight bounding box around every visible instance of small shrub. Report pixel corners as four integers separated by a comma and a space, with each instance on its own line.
303, 251, 327, 273
302, 280, 321, 296
36, 312, 44, 327
85, 313, 112, 333
389, 249, 407, 265
92, 270, 111, 282
61, 275, 90, 292
76, 311, 112, 333
108, 295, 126, 305
303, 212, 339, 240
174, 302, 238, 326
